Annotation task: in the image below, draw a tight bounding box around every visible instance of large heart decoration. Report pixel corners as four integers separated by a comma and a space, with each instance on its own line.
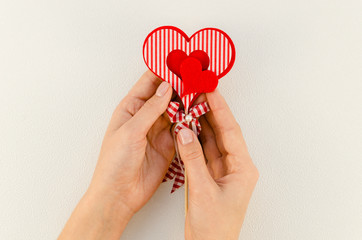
143, 26, 235, 111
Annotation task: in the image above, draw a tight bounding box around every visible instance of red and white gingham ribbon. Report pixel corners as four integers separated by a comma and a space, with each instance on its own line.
163, 101, 210, 193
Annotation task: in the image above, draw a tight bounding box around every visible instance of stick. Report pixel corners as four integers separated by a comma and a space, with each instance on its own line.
184, 115, 197, 215
185, 169, 188, 216
184, 106, 192, 216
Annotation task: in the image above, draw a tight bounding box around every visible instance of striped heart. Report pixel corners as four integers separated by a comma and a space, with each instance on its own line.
143, 26, 235, 111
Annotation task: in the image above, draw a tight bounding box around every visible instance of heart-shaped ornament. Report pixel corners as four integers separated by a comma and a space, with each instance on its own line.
180, 57, 218, 96
143, 26, 235, 110
166, 50, 210, 79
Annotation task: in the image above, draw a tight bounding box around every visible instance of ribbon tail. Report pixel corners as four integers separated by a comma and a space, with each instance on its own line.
163, 101, 210, 193
171, 157, 185, 193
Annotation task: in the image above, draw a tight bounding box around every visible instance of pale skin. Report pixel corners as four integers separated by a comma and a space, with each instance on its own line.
59, 71, 259, 240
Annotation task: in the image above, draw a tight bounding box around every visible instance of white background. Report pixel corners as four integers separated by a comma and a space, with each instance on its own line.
1, 0, 361, 239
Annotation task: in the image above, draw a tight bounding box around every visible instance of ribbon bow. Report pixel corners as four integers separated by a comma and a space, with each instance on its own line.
163, 101, 210, 193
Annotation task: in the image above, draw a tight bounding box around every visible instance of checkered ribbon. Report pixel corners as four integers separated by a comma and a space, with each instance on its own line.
163, 101, 210, 193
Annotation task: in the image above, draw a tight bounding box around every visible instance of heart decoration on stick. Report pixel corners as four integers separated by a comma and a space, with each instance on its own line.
143, 26, 235, 111
142, 26, 235, 194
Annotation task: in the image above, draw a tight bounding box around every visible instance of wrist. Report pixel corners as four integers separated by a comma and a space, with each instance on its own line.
84, 186, 134, 226
59, 187, 134, 240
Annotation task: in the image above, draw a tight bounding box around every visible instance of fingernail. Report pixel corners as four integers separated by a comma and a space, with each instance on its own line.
179, 129, 193, 145
156, 82, 169, 97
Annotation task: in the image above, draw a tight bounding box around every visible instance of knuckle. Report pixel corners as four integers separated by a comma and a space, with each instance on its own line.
118, 97, 146, 116
236, 123, 243, 133
144, 95, 167, 115
245, 164, 260, 183
127, 98, 145, 116
221, 123, 242, 137
233, 159, 259, 186
232, 123, 242, 135
111, 100, 126, 118
143, 97, 159, 112
114, 102, 124, 114
184, 150, 204, 162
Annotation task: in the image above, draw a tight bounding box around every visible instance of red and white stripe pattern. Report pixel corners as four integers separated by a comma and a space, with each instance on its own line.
143, 26, 235, 110
163, 101, 210, 193
162, 156, 185, 193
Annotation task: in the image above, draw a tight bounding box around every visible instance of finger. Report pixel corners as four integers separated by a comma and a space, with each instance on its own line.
191, 93, 206, 105
143, 141, 174, 189
198, 117, 225, 179
124, 82, 172, 137
128, 70, 163, 100
177, 128, 217, 193
199, 117, 221, 161
108, 70, 163, 131
205, 89, 249, 157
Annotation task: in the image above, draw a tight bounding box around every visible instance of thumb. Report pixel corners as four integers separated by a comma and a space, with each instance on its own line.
177, 128, 216, 192
126, 82, 172, 136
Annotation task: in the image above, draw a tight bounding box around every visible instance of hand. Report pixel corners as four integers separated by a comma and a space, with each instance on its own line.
90, 71, 174, 212
177, 90, 259, 240
59, 71, 174, 239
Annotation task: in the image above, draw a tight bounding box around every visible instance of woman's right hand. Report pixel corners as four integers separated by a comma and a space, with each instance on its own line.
177, 90, 259, 240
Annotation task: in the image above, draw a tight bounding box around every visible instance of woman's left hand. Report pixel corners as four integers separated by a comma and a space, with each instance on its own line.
59, 71, 174, 240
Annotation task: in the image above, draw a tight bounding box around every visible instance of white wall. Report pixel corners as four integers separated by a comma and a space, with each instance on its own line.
1, 0, 361, 239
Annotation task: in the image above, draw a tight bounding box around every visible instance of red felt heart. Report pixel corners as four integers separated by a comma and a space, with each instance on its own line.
166, 50, 187, 78
143, 26, 235, 109
167, 50, 209, 78
189, 50, 209, 71
180, 57, 218, 96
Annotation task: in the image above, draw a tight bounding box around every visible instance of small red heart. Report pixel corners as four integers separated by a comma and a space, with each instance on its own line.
180, 57, 218, 96
167, 50, 209, 78
166, 50, 187, 78
189, 50, 209, 71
